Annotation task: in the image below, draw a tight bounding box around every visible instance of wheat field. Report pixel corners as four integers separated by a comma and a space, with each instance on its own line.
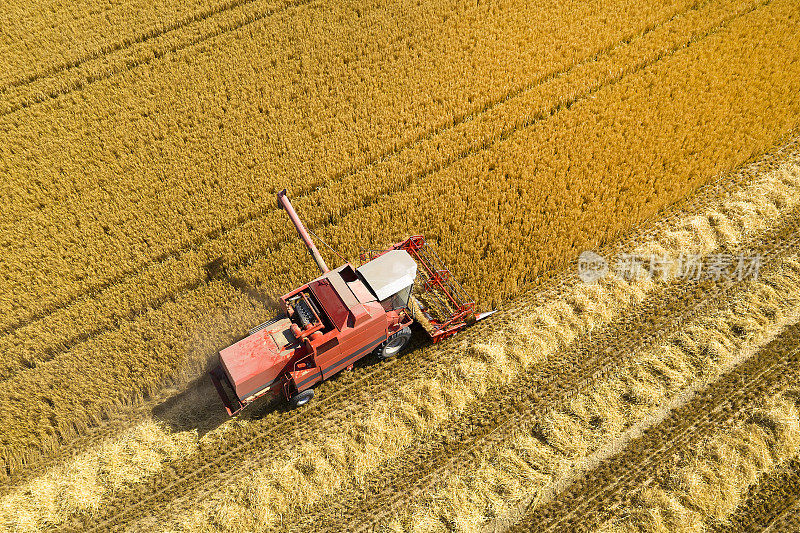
2, 0, 800, 531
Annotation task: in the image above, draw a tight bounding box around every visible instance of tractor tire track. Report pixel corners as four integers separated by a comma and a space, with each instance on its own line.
3, 119, 792, 496
66, 162, 799, 532
0, 0, 314, 114
0, 0, 735, 343
0, 0, 288, 94
514, 328, 800, 533
300, 215, 800, 533
713, 457, 800, 531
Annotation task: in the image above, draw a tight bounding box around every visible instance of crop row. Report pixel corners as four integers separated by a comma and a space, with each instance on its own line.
0, 0, 797, 491
0, 280, 269, 479
0, 0, 703, 331
1, 120, 796, 531
598, 386, 800, 533
379, 255, 800, 532
0, 0, 748, 390
0, 0, 222, 87
718, 457, 800, 531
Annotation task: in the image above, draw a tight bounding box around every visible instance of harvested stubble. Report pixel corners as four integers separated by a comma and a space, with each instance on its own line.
0, 0, 751, 330
152, 156, 800, 528
0, 143, 797, 531
597, 389, 800, 533
0, 420, 197, 531
0, 0, 794, 481
380, 257, 800, 532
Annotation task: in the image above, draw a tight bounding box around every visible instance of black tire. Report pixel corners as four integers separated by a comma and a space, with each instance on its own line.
289, 388, 314, 408
376, 327, 412, 360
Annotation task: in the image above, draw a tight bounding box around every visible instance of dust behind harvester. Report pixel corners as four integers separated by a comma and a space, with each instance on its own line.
210, 190, 495, 415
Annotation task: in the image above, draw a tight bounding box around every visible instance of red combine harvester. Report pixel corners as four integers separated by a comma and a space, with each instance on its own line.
210, 190, 495, 415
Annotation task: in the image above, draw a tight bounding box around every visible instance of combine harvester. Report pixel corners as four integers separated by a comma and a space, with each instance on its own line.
211, 190, 495, 414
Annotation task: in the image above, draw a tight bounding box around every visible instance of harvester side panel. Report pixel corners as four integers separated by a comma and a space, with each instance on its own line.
321, 332, 386, 378
219, 318, 297, 399
319, 301, 388, 378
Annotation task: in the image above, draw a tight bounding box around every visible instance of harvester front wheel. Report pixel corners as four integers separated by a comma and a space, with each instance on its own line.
377, 327, 411, 360
290, 388, 314, 408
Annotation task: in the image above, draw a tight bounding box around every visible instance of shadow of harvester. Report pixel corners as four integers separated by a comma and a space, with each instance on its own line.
151, 257, 430, 435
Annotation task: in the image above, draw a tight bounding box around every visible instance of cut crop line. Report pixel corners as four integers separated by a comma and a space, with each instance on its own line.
0, 0, 733, 348
382, 278, 800, 531
341, 224, 800, 532
711, 456, 800, 532
303, 267, 797, 530
720, 451, 800, 533
119, 190, 800, 530
537, 343, 800, 533
521, 341, 800, 531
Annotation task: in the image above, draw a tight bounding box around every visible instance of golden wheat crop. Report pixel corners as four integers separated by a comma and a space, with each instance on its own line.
4, 133, 798, 532
0, 0, 214, 85
0, 0, 718, 330
0, 281, 266, 476
2, 0, 800, 529
4, 0, 796, 481
0, 0, 716, 400
0, 0, 782, 387
232, 0, 800, 305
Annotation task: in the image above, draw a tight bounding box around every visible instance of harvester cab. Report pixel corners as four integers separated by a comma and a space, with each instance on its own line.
210, 190, 495, 415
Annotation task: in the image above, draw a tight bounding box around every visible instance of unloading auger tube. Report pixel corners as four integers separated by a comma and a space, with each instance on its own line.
277, 188, 329, 274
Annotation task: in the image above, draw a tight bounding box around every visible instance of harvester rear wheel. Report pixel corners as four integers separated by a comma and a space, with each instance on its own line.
289, 388, 314, 408
377, 327, 412, 360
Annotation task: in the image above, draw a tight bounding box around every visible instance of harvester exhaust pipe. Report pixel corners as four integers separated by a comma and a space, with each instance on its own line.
277, 189, 330, 274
